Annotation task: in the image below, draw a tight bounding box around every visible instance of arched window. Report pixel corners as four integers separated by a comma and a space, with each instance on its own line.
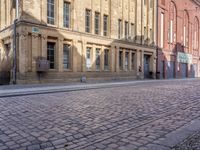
169, 1, 177, 44
183, 10, 189, 48
193, 17, 199, 51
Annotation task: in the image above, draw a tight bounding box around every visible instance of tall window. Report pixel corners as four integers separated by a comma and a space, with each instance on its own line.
103, 15, 108, 36
169, 2, 177, 44
131, 53, 135, 70
95, 12, 100, 35
86, 47, 91, 70
104, 49, 109, 70
144, 26, 147, 41
194, 17, 199, 50
125, 21, 129, 39
63, 44, 70, 69
63, 2, 70, 28
118, 19, 122, 39
47, 0, 55, 25
125, 52, 129, 71
96, 48, 100, 70
160, 13, 164, 48
85, 9, 91, 33
183, 10, 189, 48
47, 42, 55, 69
119, 51, 123, 70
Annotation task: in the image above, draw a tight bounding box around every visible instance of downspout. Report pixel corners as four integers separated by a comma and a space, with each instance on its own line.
156, 0, 159, 79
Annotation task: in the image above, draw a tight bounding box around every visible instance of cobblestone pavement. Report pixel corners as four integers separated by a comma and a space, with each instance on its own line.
173, 131, 200, 150
0, 79, 200, 150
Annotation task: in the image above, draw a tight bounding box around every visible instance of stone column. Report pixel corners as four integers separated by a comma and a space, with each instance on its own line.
57, 38, 64, 72
72, 40, 78, 72
91, 44, 96, 71
100, 46, 104, 71
140, 50, 144, 78
18, 34, 27, 75
41, 35, 47, 59
110, 45, 115, 72
31, 33, 39, 72
115, 46, 119, 72
58, 0, 63, 28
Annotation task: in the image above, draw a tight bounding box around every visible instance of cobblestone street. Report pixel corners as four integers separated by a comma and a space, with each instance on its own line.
0, 79, 200, 150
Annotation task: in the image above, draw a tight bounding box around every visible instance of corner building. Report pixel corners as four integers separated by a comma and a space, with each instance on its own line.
0, 0, 157, 84
157, 0, 200, 79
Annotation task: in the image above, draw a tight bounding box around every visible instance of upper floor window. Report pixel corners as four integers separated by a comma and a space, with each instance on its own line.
103, 15, 108, 36
125, 21, 129, 39
118, 19, 122, 39
183, 10, 189, 48
63, 2, 70, 28
85, 9, 91, 33
193, 17, 199, 50
169, 2, 177, 44
95, 12, 100, 35
47, 0, 55, 25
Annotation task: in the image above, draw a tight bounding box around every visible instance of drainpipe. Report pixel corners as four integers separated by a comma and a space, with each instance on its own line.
156, 0, 159, 79
12, 0, 19, 84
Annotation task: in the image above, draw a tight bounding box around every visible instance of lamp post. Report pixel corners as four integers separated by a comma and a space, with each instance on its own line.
12, 0, 19, 84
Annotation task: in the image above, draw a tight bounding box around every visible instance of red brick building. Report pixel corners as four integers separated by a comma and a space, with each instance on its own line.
157, 0, 200, 79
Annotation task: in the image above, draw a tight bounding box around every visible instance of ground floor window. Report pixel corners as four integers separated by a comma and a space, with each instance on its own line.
104, 49, 109, 70
131, 53, 135, 70
47, 42, 55, 69
63, 44, 71, 70
86, 47, 91, 70
125, 52, 129, 71
96, 48, 100, 70
119, 50, 123, 70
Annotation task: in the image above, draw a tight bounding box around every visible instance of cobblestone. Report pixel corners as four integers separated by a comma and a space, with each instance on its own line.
0, 80, 200, 149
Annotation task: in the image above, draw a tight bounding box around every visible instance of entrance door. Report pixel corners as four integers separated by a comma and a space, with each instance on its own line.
191, 64, 197, 78
144, 55, 150, 78
181, 63, 187, 78
167, 61, 175, 79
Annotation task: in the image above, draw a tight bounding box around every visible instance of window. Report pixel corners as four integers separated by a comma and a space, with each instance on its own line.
119, 51, 123, 70
194, 17, 199, 50
183, 10, 189, 47
160, 13, 164, 48
170, 2, 177, 44
131, 23, 135, 40
131, 53, 135, 70
63, 2, 70, 28
125, 52, 129, 71
85, 9, 91, 33
103, 15, 108, 36
47, 0, 55, 25
125, 21, 129, 39
118, 19, 122, 39
96, 48, 100, 70
150, 28, 153, 43
95, 12, 100, 35
104, 49, 109, 70
86, 47, 91, 70
47, 42, 55, 69
63, 44, 70, 69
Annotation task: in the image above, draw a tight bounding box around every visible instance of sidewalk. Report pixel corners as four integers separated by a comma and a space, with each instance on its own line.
0, 78, 199, 97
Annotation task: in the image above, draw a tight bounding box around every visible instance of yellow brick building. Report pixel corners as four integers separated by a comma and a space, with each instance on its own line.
0, 0, 157, 84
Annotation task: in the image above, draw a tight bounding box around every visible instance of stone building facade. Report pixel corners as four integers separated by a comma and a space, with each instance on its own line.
157, 0, 200, 79
0, 0, 157, 84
